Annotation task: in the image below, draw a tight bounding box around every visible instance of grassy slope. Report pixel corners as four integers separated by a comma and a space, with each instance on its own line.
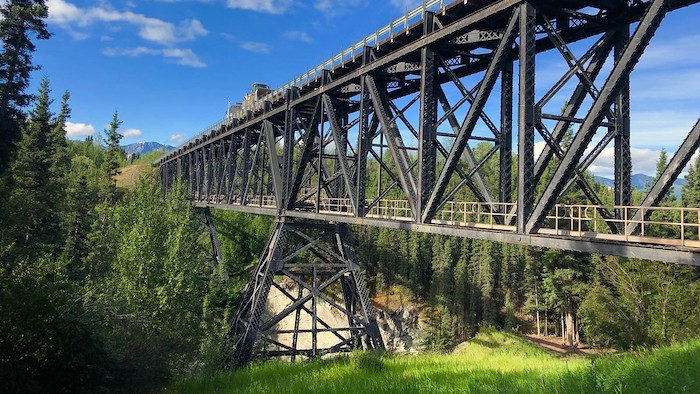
114, 164, 153, 189
166, 332, 700, 393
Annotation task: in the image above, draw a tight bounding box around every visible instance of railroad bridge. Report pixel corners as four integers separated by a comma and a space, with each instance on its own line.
157, 0, 700, 366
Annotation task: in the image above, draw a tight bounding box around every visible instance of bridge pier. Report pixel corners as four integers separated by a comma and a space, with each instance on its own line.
227, 217, 384, 367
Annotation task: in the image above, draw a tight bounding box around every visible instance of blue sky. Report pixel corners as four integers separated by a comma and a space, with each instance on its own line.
32, 0, 700, 176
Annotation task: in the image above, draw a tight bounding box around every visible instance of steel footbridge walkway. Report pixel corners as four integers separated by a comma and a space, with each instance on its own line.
157, 0, 700, 365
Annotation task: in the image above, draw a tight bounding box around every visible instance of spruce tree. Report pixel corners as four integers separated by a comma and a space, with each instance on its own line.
103, 110, 123, 201
681, 154, 700, 207
7, 78, 59, 258
681, 154, 700, 241
0, 0, 51, 173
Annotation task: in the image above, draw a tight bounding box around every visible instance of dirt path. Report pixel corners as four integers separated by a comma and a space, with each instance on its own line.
521, 335, 613, 357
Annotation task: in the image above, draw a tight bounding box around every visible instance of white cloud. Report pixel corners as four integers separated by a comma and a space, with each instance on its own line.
630, 110, 699, 148
66, 122, 95, 138
241, 41, 271, 54
283, 31, 312, 43
226, 0, 294, 14
47, 0, 208, 46
389, 0, 423, 12
122, 128, 143, 139
634, 69, 700, 102
586, 147, 662, 177
168, 133, 185, 144
314, 0, 366, 16
103, 46, 206, 68
638, 35, 700, 70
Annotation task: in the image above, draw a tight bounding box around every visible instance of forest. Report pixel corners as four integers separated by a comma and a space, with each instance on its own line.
2, 1, 700, 393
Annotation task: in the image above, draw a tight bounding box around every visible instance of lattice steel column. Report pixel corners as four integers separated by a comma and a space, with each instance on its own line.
517, 3, 536, 234
227, 219, 384, 368
500, 61, 514, 204
614, 23, 632, 225
419, 11, 438, 223
355, 46, 375, 217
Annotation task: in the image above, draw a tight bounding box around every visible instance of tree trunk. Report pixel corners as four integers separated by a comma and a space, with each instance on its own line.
563, 303, 579, 347
560, 309, 565, 343
535, 281, 541, 336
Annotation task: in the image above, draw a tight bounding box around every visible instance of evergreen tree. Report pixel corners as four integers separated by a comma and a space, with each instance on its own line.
49, 90, 70, 181
429, 236, 456, 306
452, 239, 474, 337
6, 78, 61, 258
647, 148, 680, 238
63, 155, 99, 279
470, 240, 500, 326
103, 110, 123, 201
0, 0, 51, 172
681, 154, 700, 207
541, 249, 591, 347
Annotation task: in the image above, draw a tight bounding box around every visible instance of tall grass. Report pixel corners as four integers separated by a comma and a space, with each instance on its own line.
166, 332, 700, 393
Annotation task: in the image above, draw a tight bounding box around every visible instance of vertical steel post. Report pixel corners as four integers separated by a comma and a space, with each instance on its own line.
419, 11, 437, 223
356, 46, 374, 217
283, 90, 295, 209
356, 75, 370, 217
517, 3, 536, 233
614, 21, 632, 225
500, 61, 514, 205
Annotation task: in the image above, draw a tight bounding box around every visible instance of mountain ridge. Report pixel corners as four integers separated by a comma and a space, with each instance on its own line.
594, 174, 687, 198
123, 142, 175, 156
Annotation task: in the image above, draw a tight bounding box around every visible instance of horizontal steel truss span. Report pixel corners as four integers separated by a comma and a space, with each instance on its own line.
160, 0, 700, 262
226, 219, 383, 366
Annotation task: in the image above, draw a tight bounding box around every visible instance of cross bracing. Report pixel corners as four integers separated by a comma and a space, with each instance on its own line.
159, 0, 700, 263
157, 0, 700, 364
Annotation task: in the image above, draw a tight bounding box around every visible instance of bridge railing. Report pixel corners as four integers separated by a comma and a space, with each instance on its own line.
434, 201, 517, 230
193, 193, 700, 248
540, 205, 700, 248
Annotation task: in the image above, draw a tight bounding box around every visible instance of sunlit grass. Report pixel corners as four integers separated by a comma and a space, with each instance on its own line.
166, 331, 700, 394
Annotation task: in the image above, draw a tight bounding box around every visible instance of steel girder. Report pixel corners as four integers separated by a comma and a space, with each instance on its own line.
227, 219, 384, 367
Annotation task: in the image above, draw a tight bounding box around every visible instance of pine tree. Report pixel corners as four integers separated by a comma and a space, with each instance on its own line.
103, 110, 123, 201
0, 0, 51, 173
49, 90, 70, 181
63, 156, 99, 280
681, 154, 700, 241
452, 239, 473, 338
469, 239, 500, 326
681, 154, 700, 207
6, 78, 60, 258
541, 249, 591, 347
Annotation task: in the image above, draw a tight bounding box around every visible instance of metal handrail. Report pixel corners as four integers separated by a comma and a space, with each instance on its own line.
194, 193, 700, 247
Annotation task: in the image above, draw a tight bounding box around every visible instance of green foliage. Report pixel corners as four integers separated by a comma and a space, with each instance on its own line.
102, 110, 124, 201
0, 0, 51, 172
5, 78, 66, 259
421, 304, 457, 352
166, 333, 700, 394
579, 256, 700, 349
0, 257, 111, 393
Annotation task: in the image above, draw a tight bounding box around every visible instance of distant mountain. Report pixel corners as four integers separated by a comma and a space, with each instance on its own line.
594, 174, 687, 198
593, 176, 615, 188
123, 142, 175, 156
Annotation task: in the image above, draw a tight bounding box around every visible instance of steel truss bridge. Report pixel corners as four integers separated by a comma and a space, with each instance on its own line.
157, 0, 700, 366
